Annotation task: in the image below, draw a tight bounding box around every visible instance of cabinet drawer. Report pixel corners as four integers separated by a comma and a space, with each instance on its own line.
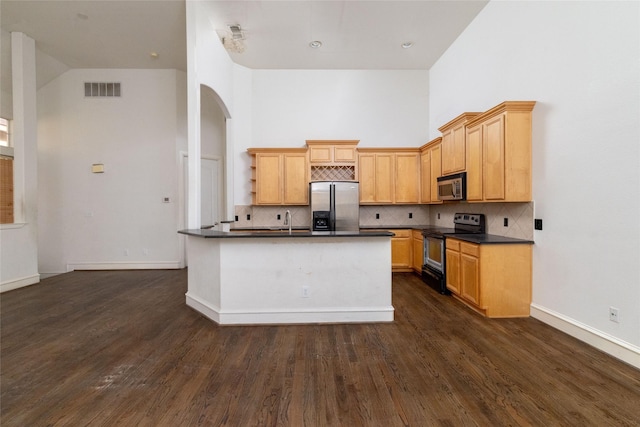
446, 239, 460, 251
460, 242, 479, 257
412, 229, 423, 239
391, 229, 411, 238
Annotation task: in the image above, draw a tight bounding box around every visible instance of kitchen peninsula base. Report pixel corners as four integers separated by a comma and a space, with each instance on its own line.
180, 230, 394, 325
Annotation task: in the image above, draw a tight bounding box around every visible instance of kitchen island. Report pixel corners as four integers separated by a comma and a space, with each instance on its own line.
178, 229, 395, 325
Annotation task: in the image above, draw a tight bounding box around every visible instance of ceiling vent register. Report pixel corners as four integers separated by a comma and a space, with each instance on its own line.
84, 82, 121, 97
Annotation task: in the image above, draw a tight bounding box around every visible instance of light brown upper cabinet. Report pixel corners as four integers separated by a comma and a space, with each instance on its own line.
419, 138, 442, 204
307, 140, 358, 164
358, 151, 394, 204
358, 148, 420, 204
394, 150, 421, 204
248, 148, 309, 205
306, 140, 359, 181
465, 101, 535, 202
439, 112, 480, 175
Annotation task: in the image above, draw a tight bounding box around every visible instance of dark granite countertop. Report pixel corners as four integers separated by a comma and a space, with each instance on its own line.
187, 225, 532, 244
178, 229, 394, 239
362, 225, 533, 244
446, 234, 534, 245
359, 225, 431, 230
230, 226, 310, 232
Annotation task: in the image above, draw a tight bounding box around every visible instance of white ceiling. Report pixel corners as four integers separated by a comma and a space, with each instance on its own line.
1, 0, 488, 86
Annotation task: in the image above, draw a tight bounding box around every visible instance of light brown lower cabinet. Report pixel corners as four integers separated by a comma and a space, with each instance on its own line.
446, 238, 532, 318
411, 230, 424, 273
364, 228, 428, 273
390, 229, 412, 272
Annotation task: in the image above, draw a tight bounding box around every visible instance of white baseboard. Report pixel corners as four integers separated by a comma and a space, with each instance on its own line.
530, 303, 640, 369
66, 261, 182, 271
186, 292, 395, 325
0, 274, 40, 293
39, 272, 66, 280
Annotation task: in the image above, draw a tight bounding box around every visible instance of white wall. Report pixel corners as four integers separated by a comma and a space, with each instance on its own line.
0, 29, 12, 118
0, 33, 39, 292
232, 69, 429, 205
429, 1, 640, 360
37, 69, 187, 274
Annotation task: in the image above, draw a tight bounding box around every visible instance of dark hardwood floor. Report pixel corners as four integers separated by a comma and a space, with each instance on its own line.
1, 270, 639, 426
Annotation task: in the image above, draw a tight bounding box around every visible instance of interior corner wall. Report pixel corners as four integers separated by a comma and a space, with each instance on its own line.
37, 69, 185, 274
428, 1, 640, 353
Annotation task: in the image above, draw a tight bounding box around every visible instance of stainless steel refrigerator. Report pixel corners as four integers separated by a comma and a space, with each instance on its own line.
309, 181, 360, 231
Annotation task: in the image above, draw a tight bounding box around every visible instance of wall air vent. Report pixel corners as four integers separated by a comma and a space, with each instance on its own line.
84, 82, 121, 97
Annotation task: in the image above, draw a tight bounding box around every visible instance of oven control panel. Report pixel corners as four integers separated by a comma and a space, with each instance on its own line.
454, 213, 483, 225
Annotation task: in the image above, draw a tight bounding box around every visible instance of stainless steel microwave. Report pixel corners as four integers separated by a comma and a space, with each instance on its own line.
437, 172, 466, 201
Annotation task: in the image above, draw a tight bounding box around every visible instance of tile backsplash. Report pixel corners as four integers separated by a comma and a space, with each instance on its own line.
233, 201, 534, 240
234, 205, 429, 229
428, 202, 534, 240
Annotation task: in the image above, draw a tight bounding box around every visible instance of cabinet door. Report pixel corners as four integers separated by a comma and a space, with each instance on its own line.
451, 125, 467, 173
430, 144, 442, 203
420, 151, 431, 203
441, 130, 453, 175
256, 154, 283, 204
309, 145, 332, 163
461, 253, 480, 306
412, 232, 424, 272
358, 153, 376, 203
395, 153, 420, 204
283, 153, 308, 205
483, 114, 506, 200
442, 125, 466, 175
375, 153, 394, 204
445, 247, 460, 294
391, 230, 412, 270
334, 146, 356, 162
466, 125, 483, 201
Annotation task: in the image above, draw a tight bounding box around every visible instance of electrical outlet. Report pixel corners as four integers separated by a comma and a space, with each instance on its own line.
277, 214, 281, 220
408, 213, 413, 219
503, 218, 509, 227
437, 213, 440, 219
235, 215, 239, 222
301, 286, 310, 298
535, 219, 543, 230
376, 213, 380, 219
609, 307, 620, 323
246, 214, 251, 221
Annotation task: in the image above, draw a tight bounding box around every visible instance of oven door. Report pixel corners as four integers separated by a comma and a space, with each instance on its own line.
424, 235, 444, 272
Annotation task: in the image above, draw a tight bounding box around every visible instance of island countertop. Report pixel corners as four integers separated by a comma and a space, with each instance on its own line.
178, 229, 394, 238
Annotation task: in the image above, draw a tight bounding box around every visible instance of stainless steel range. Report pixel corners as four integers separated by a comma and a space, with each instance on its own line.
421, 213, 485, 294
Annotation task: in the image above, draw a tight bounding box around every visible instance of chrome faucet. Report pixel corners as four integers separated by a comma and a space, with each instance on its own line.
284, 210, 292, 234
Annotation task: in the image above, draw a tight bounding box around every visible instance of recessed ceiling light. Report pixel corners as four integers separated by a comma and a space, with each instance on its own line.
401, 42, 414, 49
309, 41, 322, 49
150, 52, 159, 59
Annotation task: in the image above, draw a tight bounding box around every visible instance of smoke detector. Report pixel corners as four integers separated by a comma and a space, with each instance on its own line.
222, 24, 246, 53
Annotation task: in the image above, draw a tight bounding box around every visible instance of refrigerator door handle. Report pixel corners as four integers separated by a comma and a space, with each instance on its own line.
329, 183, 336, 230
